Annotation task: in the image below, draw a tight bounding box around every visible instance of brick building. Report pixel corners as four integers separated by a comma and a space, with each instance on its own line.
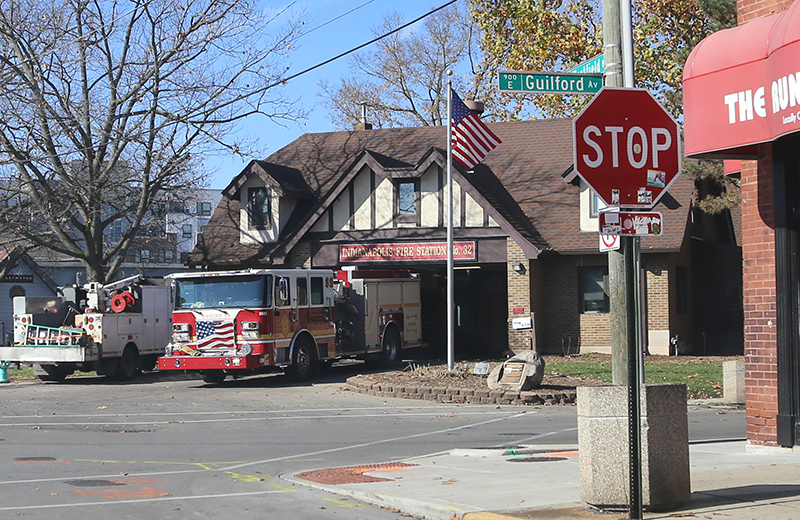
683, 0, 799, 446
189, 119, 739, 359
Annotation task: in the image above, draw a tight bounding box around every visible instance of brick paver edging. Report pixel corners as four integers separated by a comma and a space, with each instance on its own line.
345, 376, 577, 405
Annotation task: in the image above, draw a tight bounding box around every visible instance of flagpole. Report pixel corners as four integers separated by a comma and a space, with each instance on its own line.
445, 72, 455, 372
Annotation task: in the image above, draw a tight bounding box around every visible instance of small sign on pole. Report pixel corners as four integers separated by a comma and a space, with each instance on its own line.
599, 233, 621, 252
600, 212, 663, 237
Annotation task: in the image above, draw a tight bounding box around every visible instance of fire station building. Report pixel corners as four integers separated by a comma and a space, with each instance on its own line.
189, 119, 740, 359
683, 0, 800, 447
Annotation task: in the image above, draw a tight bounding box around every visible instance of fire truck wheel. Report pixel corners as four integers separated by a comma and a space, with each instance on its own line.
381, 328, 403, 366
140, 354, 158, 372
288, 337, 316, 381
200, 370, 226, 384
113, 345, 140, 381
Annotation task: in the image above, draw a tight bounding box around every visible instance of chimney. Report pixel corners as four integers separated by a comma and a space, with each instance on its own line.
463, 100, 485, 115
355, 103, 372, 130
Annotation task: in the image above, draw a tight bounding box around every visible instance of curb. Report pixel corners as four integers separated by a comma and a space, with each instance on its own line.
345, 376, 577, 405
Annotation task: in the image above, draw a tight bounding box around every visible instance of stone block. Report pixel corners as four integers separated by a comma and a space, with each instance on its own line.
723, 359, 745, 404
487, 350, 545, 391
577, 384, 690, 511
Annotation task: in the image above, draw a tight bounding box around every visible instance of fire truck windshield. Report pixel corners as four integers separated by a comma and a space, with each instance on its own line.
173, 275, 272, 310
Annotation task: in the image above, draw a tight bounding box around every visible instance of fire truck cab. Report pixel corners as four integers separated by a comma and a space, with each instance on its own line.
158, 268, 422, 383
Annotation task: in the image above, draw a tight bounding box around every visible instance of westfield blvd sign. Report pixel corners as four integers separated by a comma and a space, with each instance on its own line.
573, 88, 681, 209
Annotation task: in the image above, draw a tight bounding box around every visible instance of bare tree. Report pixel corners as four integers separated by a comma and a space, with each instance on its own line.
320, 4, 480, 129
0, 0, 303, 282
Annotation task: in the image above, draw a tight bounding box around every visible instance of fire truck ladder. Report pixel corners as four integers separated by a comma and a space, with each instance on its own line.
19, 324, 83, 347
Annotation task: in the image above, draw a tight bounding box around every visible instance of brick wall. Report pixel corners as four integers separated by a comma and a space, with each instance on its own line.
741, 149, 779, 445
736, 0, 789, 447
507, 239, 531, 352
287, 241, 312, 269
739, 0, 793, 21
536, 256, 580, 354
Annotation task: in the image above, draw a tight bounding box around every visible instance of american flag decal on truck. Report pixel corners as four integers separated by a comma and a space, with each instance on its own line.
196, 320, 234, 349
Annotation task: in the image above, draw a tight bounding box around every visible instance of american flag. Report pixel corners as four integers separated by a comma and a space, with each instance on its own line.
450, 89, 501, 170
196, 320, 235, 349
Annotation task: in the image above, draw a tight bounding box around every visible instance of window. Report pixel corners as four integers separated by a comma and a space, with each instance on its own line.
197, 201, 212, 216
297, 277, 308, 306
247, 187, 271, 230
397, 180, 417, 216
182, 224, 193, 238
579, 267, 609, 313
310, 277, 324, 305
160, 249, 175, 263
137, 249, 151, 263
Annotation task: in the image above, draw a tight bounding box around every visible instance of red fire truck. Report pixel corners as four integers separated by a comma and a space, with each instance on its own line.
157, 268, 423, 383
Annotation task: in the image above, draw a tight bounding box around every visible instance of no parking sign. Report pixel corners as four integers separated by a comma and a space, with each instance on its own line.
599, 234, 620, 252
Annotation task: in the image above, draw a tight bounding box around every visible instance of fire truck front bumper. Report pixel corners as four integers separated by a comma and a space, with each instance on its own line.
158, 355, 268, 371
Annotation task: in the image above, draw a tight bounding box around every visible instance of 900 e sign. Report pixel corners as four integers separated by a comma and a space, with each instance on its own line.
498, 71, 602, 95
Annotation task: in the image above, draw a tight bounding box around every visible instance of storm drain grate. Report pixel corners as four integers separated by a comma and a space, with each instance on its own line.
296, 462, 419, 485
507, 456, 568, 462
14, 457, 56, 462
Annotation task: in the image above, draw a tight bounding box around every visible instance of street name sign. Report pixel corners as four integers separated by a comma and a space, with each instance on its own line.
599, 211, 663, 236
573, 87, 681, 209
499, 71, 602, 95
569, 54, 605, 74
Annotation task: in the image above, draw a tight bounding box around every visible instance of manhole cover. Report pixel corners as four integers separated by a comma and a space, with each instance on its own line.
64, 479, 125, 487
14, 457, 56, 462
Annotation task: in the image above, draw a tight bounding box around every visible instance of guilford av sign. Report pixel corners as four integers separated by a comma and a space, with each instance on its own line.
499, 71, 602, 95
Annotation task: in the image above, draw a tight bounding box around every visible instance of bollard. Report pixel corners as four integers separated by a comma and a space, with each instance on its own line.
0, 361, 10, 383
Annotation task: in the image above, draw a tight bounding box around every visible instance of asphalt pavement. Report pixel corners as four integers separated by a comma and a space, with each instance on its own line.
287, 401, 800, 520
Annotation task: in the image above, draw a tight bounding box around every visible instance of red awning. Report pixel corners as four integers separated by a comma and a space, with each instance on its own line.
683, 2, 800, 158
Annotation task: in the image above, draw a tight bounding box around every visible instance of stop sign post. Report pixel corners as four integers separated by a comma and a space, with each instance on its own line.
573, 88, 681, 209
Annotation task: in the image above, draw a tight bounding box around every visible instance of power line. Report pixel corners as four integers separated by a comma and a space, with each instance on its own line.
300, 0, 378, 38
268, 0, 458, 90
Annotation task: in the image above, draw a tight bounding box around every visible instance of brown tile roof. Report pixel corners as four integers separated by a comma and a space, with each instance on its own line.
189, 120, 692, 267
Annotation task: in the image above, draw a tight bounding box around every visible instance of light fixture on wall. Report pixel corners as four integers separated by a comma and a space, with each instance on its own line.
512, 262, 526, 273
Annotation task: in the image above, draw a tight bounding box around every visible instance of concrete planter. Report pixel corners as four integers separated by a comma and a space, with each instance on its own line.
577, 384, 690, 511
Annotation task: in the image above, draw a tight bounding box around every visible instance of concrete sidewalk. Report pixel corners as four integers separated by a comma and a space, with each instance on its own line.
286, 439, 800, 520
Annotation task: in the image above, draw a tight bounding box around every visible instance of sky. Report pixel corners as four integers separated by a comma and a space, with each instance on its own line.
206, 0, 457, 189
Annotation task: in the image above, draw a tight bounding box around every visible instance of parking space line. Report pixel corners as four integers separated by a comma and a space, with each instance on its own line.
0, 490, 286, 512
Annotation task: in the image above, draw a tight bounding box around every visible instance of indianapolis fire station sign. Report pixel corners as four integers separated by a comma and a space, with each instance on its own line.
340, 241, 476, 262
573, 87, 682, 209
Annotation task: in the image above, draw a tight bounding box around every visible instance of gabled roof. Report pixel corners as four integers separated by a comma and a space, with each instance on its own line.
0, 247, 59, 293
189, 120, 693, 267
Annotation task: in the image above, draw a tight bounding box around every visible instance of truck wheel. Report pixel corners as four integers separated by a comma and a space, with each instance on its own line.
200, 370, 226, 384
113, 345, 140, 381
140, 354, 158, 372
288, 337, 316, 381
381, 329, 403, 366
33, 364, 72, 382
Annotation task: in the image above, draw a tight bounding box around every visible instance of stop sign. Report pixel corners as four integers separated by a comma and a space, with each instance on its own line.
573, 87, 681, 209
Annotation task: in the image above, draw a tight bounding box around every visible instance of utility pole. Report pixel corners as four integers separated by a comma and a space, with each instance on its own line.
604, 0, 628, 386
603, 0, 643, 518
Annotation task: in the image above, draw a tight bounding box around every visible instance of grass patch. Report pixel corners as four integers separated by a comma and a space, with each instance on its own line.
546, 357, 726, 399
4, 365, 36, 382
2, 365, 98, 382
